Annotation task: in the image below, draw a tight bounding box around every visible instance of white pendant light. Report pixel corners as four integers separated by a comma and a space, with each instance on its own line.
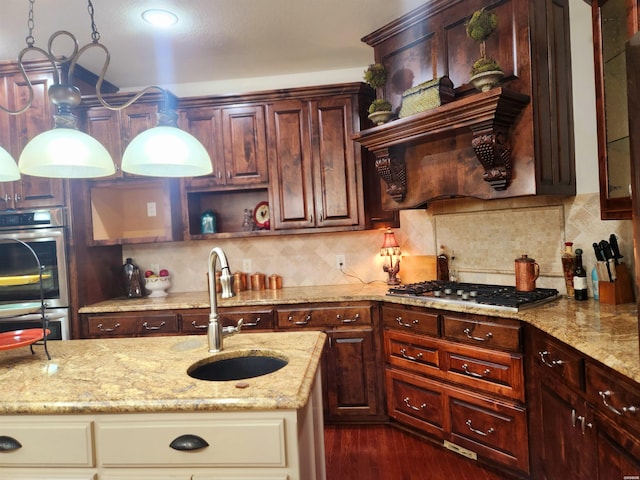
121, 125, 212, 177
0, 146, 20, 182
19, 127, 115, 178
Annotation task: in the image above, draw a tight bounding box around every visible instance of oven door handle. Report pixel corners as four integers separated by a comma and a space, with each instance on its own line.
3, 311, 64, 322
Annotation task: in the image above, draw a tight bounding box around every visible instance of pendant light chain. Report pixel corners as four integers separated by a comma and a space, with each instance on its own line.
87, 0, 101, 43
25, 0, 35, 47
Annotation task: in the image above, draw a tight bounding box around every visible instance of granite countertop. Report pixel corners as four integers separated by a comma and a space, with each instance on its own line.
0, 331, 326, 416
79, 283, 640, 384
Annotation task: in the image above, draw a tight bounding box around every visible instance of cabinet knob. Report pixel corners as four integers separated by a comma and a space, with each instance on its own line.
0, 435, 22, 451
169, 434, 209, 451
14, 193, 20, 203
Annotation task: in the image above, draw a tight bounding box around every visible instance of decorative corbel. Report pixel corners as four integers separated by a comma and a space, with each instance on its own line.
373, 146, 406, 202
471, 127, 512, 190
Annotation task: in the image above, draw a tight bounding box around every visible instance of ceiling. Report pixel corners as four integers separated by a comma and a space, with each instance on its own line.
0, 0, 426, 91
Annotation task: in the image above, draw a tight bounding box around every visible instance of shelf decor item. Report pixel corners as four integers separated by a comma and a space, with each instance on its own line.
466, 7, 504, 92
364, 63, 394, 125
399, 76, 455, 118
380, 228, 401, 285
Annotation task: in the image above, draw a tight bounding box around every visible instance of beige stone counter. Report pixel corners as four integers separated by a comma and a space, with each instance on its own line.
0, 331, 326, 415
79, 283, 640, 384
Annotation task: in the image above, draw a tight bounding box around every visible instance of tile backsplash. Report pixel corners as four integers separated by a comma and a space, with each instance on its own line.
124, 193, 634, 298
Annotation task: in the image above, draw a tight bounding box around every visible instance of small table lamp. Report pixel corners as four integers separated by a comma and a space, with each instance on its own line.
381, 228, 401, 285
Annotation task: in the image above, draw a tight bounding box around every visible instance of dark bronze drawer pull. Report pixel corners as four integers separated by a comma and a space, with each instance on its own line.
399, 348, 423, 362
463, 328, 492, 342
396, 316, 419, 328
169, 434, 209, 451
97, 322, 120, 332
403, 397, 427, 411
598, 390, 638, 416
461, 363, 491, 379
0, 435, 22, 451
538, 350, 565, 368
142, 321, 166, 330
242, 317, 261, 327
465, 419, 494, 437
337, 313, 360, 323
191, 320, 208, 329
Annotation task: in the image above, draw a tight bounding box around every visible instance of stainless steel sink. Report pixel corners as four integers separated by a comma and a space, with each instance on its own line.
187, 351, 288, 381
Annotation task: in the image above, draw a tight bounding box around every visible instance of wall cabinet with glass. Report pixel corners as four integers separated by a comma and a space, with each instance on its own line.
593, 0, 640, 219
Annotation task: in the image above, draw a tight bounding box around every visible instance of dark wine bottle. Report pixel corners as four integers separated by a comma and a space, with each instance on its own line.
572, 248, 588, 301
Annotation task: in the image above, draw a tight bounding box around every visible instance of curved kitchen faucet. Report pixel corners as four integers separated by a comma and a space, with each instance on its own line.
207, 247, 242, 352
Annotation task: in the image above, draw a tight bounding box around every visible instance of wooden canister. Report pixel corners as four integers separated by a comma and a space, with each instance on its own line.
250, 273, 266, 290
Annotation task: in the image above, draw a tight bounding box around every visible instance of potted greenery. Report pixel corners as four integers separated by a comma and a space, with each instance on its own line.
466, 8, 503, 92
364, 63, 393, 125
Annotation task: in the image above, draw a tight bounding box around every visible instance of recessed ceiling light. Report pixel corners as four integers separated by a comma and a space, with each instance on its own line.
142, 9, 179, 28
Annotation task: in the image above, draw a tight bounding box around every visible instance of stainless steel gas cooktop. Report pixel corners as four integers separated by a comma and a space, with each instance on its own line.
387, 280, 560, 312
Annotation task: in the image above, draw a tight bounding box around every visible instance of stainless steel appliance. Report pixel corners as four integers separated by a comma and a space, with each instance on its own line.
387, 280, 560, 312
0, 207, 70, 339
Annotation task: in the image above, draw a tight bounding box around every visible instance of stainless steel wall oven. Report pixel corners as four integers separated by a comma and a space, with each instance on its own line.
0, 207, 70, 340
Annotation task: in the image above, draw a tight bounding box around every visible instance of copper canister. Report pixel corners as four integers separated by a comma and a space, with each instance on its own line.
515, 254, 540, 292
250, 273, 266, 290
233, 272, 247, 292
268, 274, 283, 289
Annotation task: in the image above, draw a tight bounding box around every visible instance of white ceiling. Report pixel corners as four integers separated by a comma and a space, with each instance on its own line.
0, 0, 426, 91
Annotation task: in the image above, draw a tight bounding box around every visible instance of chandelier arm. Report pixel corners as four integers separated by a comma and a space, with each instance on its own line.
0, 44, 59, 116
68, 41, 167, 112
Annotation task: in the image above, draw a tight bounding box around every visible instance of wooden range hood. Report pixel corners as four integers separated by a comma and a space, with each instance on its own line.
355, 0, 576, 210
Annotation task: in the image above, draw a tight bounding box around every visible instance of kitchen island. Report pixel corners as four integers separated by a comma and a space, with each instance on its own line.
0, 331, 327, 479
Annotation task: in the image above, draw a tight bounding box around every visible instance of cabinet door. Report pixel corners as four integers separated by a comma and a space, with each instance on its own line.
267, 100, 315, 229
594, 411, 640, 478
3, 71, 65, 210
309, 97, 360, 227
119, 102, 159, 179
222, 105, 268, 186
537, 377, 597, 480
323, 328, 382, 421
83, 106, 123, 180
179, 106, 225, 188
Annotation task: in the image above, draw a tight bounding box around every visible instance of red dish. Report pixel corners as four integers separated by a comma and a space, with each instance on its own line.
0, 328, 50, 351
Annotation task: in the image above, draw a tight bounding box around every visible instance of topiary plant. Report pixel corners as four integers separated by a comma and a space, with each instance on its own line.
363, 63, 387, 89
466, 8, 502, 82
368, 98, 392, 114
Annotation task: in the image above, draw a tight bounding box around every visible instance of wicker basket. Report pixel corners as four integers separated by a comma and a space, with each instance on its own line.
399, 76, 455, 118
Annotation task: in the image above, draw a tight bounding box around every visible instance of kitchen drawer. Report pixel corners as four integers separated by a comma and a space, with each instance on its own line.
0, 417, 94, 467
382, 305, 440, 337
180, 308, 274, 334
585, 360, 640, 436
276, 304, 371, 329
442, 314, 521, 352
86, 313, 179, 337
95, 417, 286, 467
449, 387, 529, 473
385, 368, 445, 438
385, 329, 524, 402
530, 330, 584, 390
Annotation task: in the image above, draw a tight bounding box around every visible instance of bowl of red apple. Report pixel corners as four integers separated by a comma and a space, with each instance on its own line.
144, 269, 171, 298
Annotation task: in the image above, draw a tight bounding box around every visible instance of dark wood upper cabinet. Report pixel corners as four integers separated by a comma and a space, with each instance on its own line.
593, 0, 640, 219
356, 0, 576, 209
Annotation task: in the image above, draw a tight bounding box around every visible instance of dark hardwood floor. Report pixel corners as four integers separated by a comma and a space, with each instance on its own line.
324, 424, 512, 480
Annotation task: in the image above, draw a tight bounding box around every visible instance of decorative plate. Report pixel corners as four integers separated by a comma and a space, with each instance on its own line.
253, 201, 270, 229
0, 274, 51, 287
0, 328, 50, 351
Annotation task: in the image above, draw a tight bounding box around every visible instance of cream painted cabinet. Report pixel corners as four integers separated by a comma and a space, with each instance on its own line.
1, 371, 325, 480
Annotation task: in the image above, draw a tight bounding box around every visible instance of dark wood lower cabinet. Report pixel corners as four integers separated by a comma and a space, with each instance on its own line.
526, 325, 640, 480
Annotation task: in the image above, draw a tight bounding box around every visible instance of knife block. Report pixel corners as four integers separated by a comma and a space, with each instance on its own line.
598, 263, 634, 304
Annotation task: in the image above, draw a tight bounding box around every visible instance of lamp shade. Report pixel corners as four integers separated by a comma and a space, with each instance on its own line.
0, 146, 20, 182
380, 228, 401, 256
121, 126, 212, 177
19, 128, 115, 178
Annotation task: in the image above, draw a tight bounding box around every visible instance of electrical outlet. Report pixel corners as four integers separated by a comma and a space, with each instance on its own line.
146, 202, 157, 217
336, 254, 346, 270
242, 259, 252, 273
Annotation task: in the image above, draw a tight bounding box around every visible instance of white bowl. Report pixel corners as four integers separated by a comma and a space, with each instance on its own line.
145, 276, 171, 298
